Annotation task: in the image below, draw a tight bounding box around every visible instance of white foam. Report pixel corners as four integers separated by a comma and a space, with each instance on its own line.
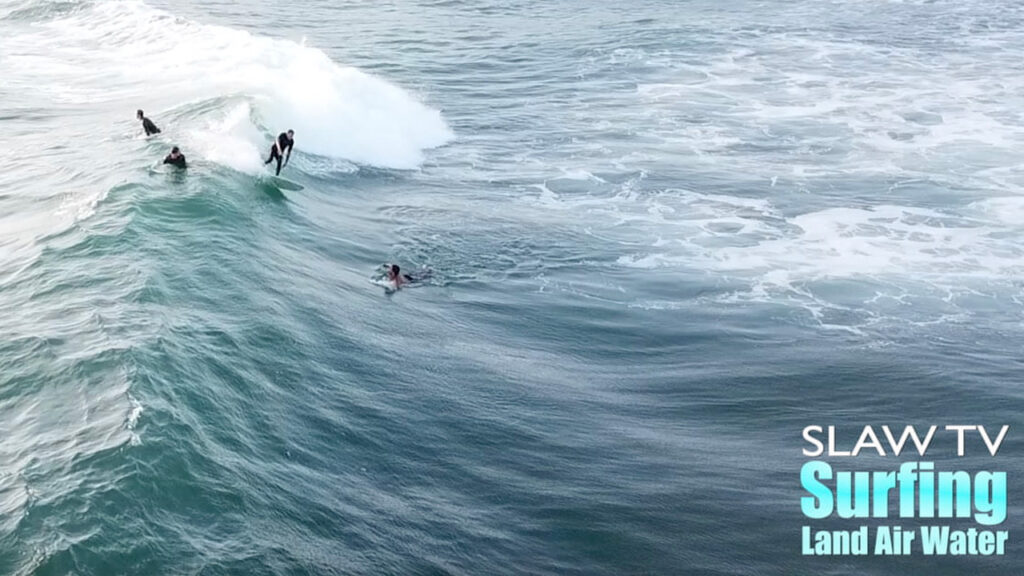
608, 196, 1024, 280
969, 197, 1024, 225
521, 173, 1024, 317
125, 393, 143, 446
557, 168, 606, 182
186, 102, 266, 174
632, 29, 1024, 183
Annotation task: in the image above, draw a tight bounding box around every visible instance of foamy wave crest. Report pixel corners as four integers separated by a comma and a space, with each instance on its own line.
6, 0, 453, 170
599, 191, 1024, 281
186, 101, 267, 174
256, 57, 452, 169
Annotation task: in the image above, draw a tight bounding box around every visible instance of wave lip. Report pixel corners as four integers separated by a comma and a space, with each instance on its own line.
259, 53, 454, 170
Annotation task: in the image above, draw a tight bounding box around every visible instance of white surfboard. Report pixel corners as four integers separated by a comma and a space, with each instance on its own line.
265, 175, 304, 191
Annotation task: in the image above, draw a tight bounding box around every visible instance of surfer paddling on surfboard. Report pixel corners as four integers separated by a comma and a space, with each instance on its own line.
387, 264, 413, 290
385, 264, 432, 290
264, 130, 295, 176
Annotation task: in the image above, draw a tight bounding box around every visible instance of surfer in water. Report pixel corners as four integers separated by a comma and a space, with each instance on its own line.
264, 130, 295, 176
163, 146, 186, 168
137, 109, 161, 136
386, 264, 432, 290
387, 264, 413, 289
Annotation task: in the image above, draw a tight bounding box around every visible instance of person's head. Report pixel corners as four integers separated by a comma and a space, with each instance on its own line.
287, 129, 294, 139
137, 109, 144, 120
170, 146, 180, 156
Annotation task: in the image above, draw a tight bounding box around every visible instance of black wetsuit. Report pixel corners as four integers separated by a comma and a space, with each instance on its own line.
142, 117, 161, 136
163, 153, 186, 168
264, 132, 294, 176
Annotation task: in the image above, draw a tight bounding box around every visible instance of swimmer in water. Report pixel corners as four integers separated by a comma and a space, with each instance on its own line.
384, 264, 433, 290
387, 264, 414, 289
137, 109, 161, 136
163, 146, 186, 168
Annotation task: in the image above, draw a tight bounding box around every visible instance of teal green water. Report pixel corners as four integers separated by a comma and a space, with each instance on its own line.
2, 0, 1024, 574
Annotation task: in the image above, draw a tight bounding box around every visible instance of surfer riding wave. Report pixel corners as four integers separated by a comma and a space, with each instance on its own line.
265, 130, 294, 175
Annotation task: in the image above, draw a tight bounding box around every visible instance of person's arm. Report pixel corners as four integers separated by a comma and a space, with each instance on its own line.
163, 155, 171, 164
284, 142, 293, 166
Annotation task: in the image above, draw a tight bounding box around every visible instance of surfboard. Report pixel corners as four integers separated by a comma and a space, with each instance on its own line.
266, 175, 304, 191
371, 277, 398, 294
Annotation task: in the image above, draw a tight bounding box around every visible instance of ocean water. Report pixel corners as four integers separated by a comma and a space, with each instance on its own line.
2, 0, 1023, 574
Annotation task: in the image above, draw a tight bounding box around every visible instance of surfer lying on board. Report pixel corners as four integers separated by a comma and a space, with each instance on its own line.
137, 109, 161, 136
388, 264, 414, 289
386, 264, 433, 290
163, 146, 186, 168
264, 130, 295, 176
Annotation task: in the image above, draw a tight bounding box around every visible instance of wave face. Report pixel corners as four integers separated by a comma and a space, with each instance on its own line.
3, 0, 1024, 575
